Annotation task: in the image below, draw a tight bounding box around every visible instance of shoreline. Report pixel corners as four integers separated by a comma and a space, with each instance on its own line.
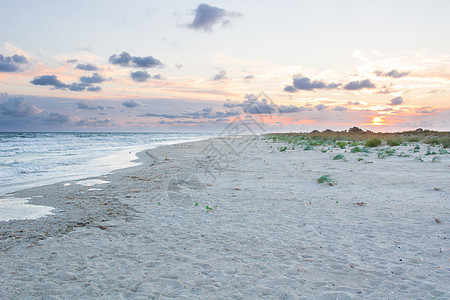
1, 136, 448, 298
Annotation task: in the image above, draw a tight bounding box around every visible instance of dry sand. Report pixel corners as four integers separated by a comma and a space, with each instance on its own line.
0, 136, 449, 299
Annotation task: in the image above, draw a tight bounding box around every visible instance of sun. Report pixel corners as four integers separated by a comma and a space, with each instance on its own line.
371, 116, 386, 126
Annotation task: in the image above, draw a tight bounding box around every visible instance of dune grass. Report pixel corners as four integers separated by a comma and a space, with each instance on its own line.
317, 174, 337, 186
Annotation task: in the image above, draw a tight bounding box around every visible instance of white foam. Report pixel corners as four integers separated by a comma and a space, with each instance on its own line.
0, 197, 54, 222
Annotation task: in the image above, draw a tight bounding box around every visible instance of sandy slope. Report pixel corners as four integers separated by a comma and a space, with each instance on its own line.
0, 136, 449, 299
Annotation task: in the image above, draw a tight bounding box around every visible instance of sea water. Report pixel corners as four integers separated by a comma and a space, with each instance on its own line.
0, 132, 214, 196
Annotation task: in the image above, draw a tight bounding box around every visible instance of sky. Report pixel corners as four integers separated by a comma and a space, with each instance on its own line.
1, 0, 449, 132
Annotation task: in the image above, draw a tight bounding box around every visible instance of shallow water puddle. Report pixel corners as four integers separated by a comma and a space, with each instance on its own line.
0, 197, 54, 222
76, 179, 110, 186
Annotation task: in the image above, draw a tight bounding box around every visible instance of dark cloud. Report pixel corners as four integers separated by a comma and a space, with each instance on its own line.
333, 106, 348, 111
80, 73, 106, 84
109, 51, 163, 68
30, 75, 66, 89
279, 105, 312, 113
66, 83, 86, 91
45, 112, 70, 123
175, 63, 183, 70
122, 100, 139, 108
388, 96, 403, 106
211, 70, 229, 81
187, 3, 242, 31
283, 85, 297, 93
132, 56, 163, 68
244, 75, 254, 81
375, 69, 410, 78
0, 97, 38, 117
87, 86, 101, 92
76, 118, 113, 127
224, 95, 307, 115
67, 59, 78, 63
343, 79, 375, 90
76, 63, 99, 71
109, 52, 132, 67
130, 70, 151, 82
140, 107, 240, 120
284, 76, 341, 92
31, 74, 104, 92
0, 54, 28, 72
77, 102, 104, 111
315, 104, 328, 111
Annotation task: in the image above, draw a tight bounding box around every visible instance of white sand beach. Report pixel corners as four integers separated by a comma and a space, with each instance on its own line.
0, 136, 449, 299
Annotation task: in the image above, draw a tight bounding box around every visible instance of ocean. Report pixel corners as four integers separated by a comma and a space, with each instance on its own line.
0, 132, 214, 196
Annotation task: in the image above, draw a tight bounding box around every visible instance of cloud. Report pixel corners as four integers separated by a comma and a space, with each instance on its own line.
343, 79, 375, 90
77, 102, 104, 111
283, 85, 297, 93
0, 54, 28, 72
140, 107, 240, 120
80, 73, 106, 84
374, 69, 410, 78
31, 74, 105, 92
175, 63, 183, 70
76, 63, 99, 71
224, 95, 307, 115
333, 106, 348, 111
415, 107, 436, 114
211, 70, 229, 81
76, 118, 113, 127
279, 105, 312, 113
284, 76, 341, 92
122, 99, 139, 108
130, 71, 151, 82
67, 59, 79, 63
0, 97, 39, 117
244, 75, 254, 81
30, 75, 66, 89
109, 51, 163, 68
315, 104, 328, 111
66, 83, 86, 91
87, 86, 101, 92
388, 96, 403, 106
187, 3, 242, 31
45, 112, 70, 123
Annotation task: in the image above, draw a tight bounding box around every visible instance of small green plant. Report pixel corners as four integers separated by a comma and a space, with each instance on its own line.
279, 146, 287, 152
304, 145, 313, 150
336, 141, 348, 149
415, 156, 424, 162
438, 148, 449, 154
357, 158, 364, 161
386, 138, 402, 146
431, 156, 441, 163
320, 148, 329, 153
414, 145, 420, 150
351, 147, 362, 153
205, 205, 217, 212
317, 174, 337, 186
385, 149, 396, 156
362, 147, 371, 153
365, 138, 382, 147
333, 154, 346, 160
377, 152, 386, 159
